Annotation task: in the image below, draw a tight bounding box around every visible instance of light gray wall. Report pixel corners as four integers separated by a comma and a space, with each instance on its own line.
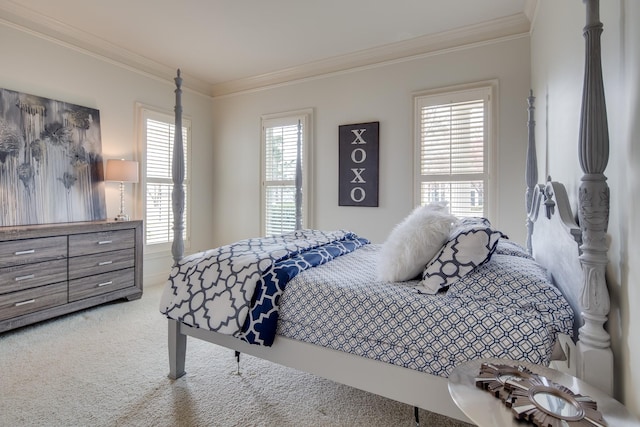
531, 0, 640, 417
6, 3, 634, 418
0, 22, 216, 286
212, 36, 531, 246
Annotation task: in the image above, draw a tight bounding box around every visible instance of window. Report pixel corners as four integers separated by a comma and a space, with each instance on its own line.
261, 110, 312, 236
414, 84, 494, 218
139, 107, 191, 250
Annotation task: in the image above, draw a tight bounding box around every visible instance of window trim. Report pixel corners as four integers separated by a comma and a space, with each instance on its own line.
136, 102, 192, 254
412, 80, 498, 220
260, 108, 314, 236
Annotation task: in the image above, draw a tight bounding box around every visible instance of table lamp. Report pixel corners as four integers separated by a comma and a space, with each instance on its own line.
105, 159, 139, 221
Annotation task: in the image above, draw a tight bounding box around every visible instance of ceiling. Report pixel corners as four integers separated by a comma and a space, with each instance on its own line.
0, 0, 535, 96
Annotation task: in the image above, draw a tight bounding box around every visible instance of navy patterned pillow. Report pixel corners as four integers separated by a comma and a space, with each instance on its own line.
419, 224, 504, 294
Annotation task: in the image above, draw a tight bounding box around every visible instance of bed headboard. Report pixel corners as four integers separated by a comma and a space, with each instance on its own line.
525, 0, 613, 396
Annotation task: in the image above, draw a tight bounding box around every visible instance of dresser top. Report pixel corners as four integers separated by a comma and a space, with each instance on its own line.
0, 220, 143, 242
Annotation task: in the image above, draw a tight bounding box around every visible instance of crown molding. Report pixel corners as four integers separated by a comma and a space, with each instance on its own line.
210, 13, 531, 97
0, 0, 211, 96
524, 0, 539, 30
1, 0, 531, 98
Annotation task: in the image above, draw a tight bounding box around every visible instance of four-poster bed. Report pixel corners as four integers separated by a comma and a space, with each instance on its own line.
160, 0, 614, 423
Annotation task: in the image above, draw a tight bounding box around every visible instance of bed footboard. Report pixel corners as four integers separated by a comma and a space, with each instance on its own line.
168, 319, 187, 380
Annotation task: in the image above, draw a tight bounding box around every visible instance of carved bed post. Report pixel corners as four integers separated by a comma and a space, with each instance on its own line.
576, 0, 613, 395
168, 69, 188, 380
525, 90, 538, 254
171, 69, 185, 266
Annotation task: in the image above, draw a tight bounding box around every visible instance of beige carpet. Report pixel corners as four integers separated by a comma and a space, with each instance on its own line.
0, 283, 474, 427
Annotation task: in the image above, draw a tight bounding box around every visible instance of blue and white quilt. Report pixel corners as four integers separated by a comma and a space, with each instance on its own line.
159, 229, 368, 346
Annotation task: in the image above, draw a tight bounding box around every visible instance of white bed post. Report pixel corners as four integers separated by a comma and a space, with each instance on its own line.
171, 69, 185, 266
576, 0, 613, 395
525, 90, 538, 254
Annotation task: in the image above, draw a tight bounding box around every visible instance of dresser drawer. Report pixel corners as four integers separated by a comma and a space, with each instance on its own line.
0, 236, 67, 268
0, 282, 68, 322
0, 259, 68, 294
69, 229, 135, 257
69, 268, 135, 302
69, 248, 135, 280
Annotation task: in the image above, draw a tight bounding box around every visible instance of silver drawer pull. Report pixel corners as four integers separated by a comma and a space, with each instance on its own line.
15, 299, 36, 307
98, 240, 113, 245
97, 281, 113, 287
98, 261, 113, 266
15, 274, 36, 281
14, 249, 35, 255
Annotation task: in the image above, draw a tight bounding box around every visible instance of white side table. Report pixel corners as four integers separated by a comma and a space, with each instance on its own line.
448, 358, 639, 427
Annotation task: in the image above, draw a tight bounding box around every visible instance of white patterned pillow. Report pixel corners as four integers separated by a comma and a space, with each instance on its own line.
494, 239, 533, 259
377, 203, 455, 282
418, 223, 504, 294
457, 216, 492, 228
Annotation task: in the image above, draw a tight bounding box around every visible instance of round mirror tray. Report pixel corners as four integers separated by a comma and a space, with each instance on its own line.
475, 362, 608, 426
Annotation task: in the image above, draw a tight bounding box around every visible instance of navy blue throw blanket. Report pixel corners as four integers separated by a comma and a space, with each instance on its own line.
238, 234, 369, 346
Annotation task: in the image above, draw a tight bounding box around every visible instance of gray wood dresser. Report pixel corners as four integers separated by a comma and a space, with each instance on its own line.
0, 220, 143, 333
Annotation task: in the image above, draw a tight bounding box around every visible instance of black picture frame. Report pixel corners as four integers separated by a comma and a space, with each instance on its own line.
338, 121, 379, 207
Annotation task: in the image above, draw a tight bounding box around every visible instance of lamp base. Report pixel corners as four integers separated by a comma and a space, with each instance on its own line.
115, 181, 130, 221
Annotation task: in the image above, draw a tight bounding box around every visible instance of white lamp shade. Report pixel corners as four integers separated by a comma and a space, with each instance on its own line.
106, 159, 139, 183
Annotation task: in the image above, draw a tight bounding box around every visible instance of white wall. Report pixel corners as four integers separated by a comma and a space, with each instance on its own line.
531, 0, 640, 417
0, 22, 216, 287
212, 36, 531, 246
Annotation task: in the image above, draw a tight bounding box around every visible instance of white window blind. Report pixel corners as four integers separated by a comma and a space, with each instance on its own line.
416, 87, 491, 217
142, 110, 190, 248
261, 111, 312, 236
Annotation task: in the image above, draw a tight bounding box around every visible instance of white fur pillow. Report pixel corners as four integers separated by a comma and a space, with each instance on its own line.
377, 203, 455, 282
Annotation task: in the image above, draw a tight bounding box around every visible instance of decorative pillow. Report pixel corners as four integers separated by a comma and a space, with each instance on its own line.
418, 222, 504, 294
494, 239, 533, 259
456, 216, 492, 228
377, 203, 455, 282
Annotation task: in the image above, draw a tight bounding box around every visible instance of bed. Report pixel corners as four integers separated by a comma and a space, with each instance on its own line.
159, 0, 614, 423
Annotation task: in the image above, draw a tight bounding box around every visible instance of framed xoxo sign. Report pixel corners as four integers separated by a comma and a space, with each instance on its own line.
338, 121, 379, 207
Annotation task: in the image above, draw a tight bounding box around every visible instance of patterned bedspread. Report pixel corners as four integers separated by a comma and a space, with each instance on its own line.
159, 229, 368, 344
276, 241, 574, 377
160, 232, 573, 378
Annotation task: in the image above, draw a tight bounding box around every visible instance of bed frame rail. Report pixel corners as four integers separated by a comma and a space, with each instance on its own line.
167, 318, 471, 422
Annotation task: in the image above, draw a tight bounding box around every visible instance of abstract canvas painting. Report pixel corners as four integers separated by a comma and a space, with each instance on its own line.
0, 88, 106, 226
